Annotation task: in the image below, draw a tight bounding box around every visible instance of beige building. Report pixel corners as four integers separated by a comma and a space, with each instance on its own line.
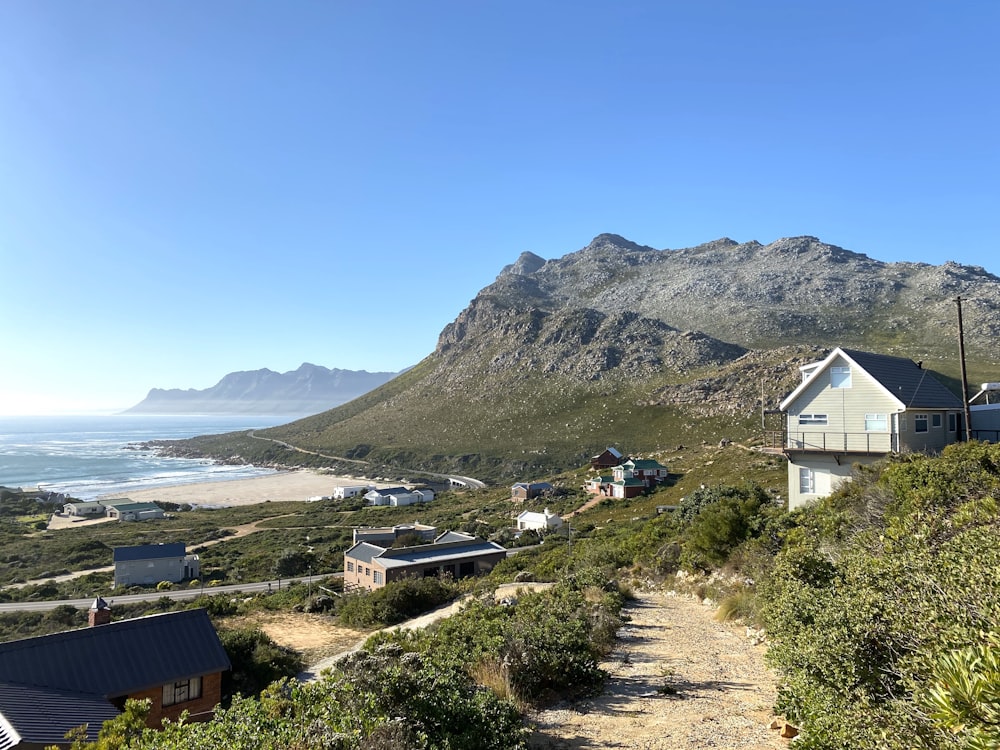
776, 347, 965, 509
344, 531, 506, 591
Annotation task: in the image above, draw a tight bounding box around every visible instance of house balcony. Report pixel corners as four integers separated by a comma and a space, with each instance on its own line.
762, 431, 898, 455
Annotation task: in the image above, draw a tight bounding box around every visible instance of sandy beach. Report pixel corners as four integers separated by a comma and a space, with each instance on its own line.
96, 470, 384, 508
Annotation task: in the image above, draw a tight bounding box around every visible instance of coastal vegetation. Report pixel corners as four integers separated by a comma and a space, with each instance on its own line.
6, 441, 1000, 747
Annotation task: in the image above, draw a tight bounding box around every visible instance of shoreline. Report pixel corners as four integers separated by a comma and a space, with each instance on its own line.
94, 469, 389, 508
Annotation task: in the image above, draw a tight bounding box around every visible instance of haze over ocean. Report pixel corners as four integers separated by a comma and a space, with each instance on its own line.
0, 415, 292, 500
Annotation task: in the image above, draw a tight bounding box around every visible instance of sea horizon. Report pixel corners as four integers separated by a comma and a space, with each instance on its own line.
0, 414, 296, 500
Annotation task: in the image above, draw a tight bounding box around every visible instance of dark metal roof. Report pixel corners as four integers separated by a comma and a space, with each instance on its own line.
113, 542, 186, 562
0, 608, 230, 699
0, 680, 120, 750
840, 348, 964, 409
345, 542, 386, 565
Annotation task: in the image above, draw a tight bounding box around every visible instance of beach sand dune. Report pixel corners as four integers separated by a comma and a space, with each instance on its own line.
97, 470, 383, 508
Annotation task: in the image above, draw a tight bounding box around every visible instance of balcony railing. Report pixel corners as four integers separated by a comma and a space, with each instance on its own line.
763, 431, 897, 454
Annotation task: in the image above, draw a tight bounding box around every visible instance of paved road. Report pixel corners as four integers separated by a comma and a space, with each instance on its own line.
0, 576, 328, 613
247, 432, 486, 489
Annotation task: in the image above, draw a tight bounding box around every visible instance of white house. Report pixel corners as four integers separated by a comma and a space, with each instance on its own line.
333, 484, 375, 499
516, 507, 564, 532
364, 487, 436, 507
777, 347, 965, 509
64, 501, 105, 517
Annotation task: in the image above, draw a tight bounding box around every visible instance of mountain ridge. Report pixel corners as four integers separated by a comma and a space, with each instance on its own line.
163, 234, 1000, 481
122, 363, 401, 416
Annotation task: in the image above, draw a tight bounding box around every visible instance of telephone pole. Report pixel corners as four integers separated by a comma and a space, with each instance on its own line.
956, 296, 973, 441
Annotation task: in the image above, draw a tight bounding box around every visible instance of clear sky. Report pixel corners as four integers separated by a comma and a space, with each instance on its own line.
1, 1, 997, 415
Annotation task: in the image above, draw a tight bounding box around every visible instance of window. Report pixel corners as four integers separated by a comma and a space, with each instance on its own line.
373, 571, 383, 584
365, 567, 370, 576
915, 414, 928, 433
799, 467, 815, 494
830, 366, 852, 389
798, 414, 828, 426
932, 414, 942, 428
346, 561, 354, 572
865, 414, 888, 432
949, 413, 957, 432
162, 677, 202, 707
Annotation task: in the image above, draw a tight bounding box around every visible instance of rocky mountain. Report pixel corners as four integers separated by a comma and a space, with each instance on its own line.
122, 363, 400, 416
169, 234, 1000, 481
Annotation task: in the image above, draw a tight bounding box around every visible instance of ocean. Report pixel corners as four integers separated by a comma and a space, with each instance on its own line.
0, 414, 295, 500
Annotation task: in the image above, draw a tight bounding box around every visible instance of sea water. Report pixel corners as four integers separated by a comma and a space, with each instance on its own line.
0, 414, 294, 500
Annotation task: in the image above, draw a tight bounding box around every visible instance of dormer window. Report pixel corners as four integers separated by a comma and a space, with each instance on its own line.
830, 366, 852, 389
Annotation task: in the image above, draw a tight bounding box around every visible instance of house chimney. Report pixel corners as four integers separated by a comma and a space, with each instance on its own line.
89, 596, 112, 627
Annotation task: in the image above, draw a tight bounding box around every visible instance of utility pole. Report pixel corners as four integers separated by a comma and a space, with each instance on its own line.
956, 296, 973, 441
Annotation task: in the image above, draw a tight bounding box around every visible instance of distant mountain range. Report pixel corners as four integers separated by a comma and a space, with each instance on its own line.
122, 363, 401, 416
160, 234, 1000, 481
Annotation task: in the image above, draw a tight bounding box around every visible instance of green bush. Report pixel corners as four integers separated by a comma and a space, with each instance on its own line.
218, 627, 303, 702
760, 442, 1000, 749
336, 575, 458, 629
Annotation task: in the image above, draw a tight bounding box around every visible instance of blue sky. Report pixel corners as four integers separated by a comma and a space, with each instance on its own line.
1, 1, 997, 415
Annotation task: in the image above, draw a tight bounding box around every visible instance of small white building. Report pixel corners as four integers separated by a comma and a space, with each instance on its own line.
333, 484, 375, 499
516, 507, 564, 532
64, 501, 105, 517
364, 487, 436, 507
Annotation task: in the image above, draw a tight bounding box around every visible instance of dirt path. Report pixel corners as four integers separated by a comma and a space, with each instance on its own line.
243, 587, 786, 748
527, 591, 785, 749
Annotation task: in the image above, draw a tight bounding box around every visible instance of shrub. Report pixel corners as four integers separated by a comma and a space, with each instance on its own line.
218, 627, 303, 702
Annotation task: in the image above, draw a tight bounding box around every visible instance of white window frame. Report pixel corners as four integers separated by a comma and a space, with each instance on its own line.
830, 366, 852, 389
865, 414, 888, 432
373, 570, 384, 584
798, 414, 828, 426
914, 414, 929, 433
799, 467, 815, 495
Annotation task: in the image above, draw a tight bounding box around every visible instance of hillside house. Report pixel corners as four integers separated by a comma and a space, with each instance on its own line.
343, 531, 506, 592
63, 501, 106, 517
333, 484, 375, 499
970, 382, 1000, 442
113, 543, 200, 589
586, 457, 668, 498
516, 507, 564, 532
590, 447, 624, 470
364, 487, 435, 507
613, 459, 669, 486
0, 601, 230, 748
105, 501, 165, 522
775, 347, 965, 509
510, 481, 553, 502
352, 523, 438, 545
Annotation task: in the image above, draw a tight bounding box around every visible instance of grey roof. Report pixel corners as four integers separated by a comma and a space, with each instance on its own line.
376, 539, 506, 569
113, 542, 186, 562
434, 531, 477, 544
511, 482, 552, 491
0, 608, 230, 699
106, 502, 162, 513
841, 348, 964, 409
345, 542, 387, 565
0, 680, 120, 750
